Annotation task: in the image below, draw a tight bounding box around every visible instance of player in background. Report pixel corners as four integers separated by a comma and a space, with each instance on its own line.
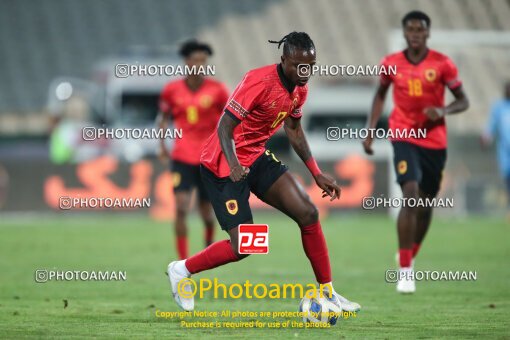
167, 32, 361, 312
158, 40, 229, 259
481, 81, 510, 219
363, 11, 469, 293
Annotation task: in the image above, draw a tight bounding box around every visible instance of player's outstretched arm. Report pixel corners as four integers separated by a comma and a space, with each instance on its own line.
363, 83, 390, 155
284, 116, 340, 201
217, 112, 249, 182
424, 86, 469, 121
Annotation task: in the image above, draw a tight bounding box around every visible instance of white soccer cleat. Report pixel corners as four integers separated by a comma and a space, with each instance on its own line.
321, 284, 361, 312
333, 292, 361, 312
167, 261, 194, 311
396, 267, 416, 294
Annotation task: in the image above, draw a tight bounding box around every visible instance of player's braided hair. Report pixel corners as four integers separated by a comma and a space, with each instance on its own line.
268, 32, 315, 55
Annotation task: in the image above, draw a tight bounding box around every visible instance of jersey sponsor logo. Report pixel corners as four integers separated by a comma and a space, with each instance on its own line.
425, 69, 437, 82
238, 224, 269, 254
226, 199, 238, 215
172, 172, 182, 187
199, 95, 213, 109
398, 160, 407, 175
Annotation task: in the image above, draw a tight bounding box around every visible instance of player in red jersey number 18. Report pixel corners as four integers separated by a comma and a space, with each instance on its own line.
364, 11, 469, 294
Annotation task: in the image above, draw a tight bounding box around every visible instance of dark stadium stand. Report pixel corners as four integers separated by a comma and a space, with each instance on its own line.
0, 0, 508, 134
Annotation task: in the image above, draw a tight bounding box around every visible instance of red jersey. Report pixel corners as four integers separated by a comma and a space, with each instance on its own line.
201, 64, 307, 178
380, 49, 462, 149
159, 78, 229, 165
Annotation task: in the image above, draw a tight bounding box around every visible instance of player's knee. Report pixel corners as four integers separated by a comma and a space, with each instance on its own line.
418, 206, 433, 218
298, 202, 319, 226
175, 205, 189, 219
401, 182, 419, 199
199, 210, 215, 226
203, 219, 215, 229
175, 202, 189, 218
174, 223, 187, 236
198, 208, 214, 225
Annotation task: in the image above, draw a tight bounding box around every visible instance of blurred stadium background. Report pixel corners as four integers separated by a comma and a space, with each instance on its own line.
0, 0, 509, 218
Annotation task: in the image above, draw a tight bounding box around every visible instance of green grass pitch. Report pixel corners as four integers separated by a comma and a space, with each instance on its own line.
0, 212, 508, 338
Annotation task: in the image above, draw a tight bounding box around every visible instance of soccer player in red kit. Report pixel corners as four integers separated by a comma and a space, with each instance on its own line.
363, 11, 469, 293
158, 40, 229, 259
167, 32, 361, 312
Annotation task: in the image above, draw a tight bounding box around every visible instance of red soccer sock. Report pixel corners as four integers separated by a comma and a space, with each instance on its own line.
399, 248, 413, 268
412, 243, 421, 258
205, 227, 214, 246
176, 236, 188, 260
300, 221, 332, 284
185, 240, 239, 274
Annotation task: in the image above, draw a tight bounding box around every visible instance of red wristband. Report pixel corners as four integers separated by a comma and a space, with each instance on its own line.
305, 157, 322, 177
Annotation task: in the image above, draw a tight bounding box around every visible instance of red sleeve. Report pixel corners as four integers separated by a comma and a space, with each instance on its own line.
441, 57, 462, 90
379, 56, 393, 86
225, 71, 266, 120
290, 88, 308, 119
159, 84, 173, 117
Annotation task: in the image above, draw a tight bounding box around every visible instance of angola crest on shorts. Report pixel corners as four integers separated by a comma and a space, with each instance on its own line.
398, 160, 408, 174
226, 199, 238, 215
172, 172, 182, 187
